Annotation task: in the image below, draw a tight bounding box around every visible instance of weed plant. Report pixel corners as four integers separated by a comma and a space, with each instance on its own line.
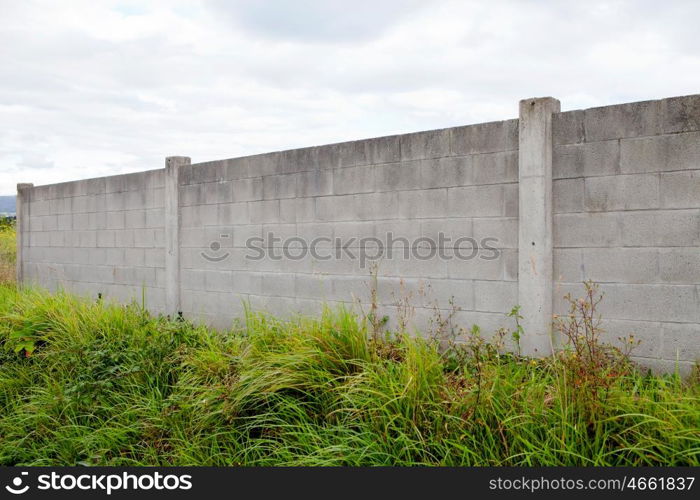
0, 283, 697, 466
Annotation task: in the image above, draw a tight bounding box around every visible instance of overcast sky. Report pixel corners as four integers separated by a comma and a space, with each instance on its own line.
1, 0, 699, 194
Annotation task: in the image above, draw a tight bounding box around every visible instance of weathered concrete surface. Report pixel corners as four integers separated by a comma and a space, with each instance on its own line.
23, 169, 166, 313
165, 156, 190, 316
518, 97, 560, 356
552, 94, 700, 375
17, 93, 700, 373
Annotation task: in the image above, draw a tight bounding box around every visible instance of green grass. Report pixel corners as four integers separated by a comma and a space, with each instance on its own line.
0, 284, 697, 466
0, 218, 15, 285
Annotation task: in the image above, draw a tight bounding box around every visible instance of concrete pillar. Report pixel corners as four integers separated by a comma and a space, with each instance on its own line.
164, 156, 190, 317
518, 97, 560, 356
15, 183, 33, 286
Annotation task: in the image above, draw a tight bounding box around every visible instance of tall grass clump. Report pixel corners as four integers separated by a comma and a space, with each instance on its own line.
0, 218, 15, 285
0, 282, 698, 466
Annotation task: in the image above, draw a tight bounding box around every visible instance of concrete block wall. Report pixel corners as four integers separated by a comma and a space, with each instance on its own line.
17, 93, 700, 373
177, 119, 519, 335
22, 169, 167, 312
552, 95, 700, 373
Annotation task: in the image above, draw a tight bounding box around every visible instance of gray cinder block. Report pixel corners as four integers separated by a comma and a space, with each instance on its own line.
474, 280, 518, 313
658, 248, 700, 283
472, 151, 518, 185
662, 94, 700, 134
595, 283, 699, 324
399, 189, 448, 219
660, 170, 700, 208
333, 165, 375, 195
451, 119, 518, 155
553, 248, 582, 283
400, 128, 451, 161
249, 200, 280, 224
376, 161, 422, 192
473, 217, 518, 249
297, 169, 333, 197
420, 156, 472, 188
553, 178, 584, 213
263, 173, 297, 200
553, 140, 620, 179
554, 213, 621, 247
581, 248, 659, 284
230, 177, 263, 202
218, 203, 249, 225
447, 185, 504, 217
552, 109, 585, 146
584, 99, 663, 142
621, 132, 700, 174
620, 210, 699, 247
96, 230, 116, 248
661, 323, 700, 361
584, 174, 660, 212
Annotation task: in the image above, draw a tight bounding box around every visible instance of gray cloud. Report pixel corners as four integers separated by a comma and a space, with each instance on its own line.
0, 0, 698, 194
206, 0, 426, 43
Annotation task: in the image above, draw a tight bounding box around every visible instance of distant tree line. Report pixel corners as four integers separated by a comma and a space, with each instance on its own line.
0, 216, 16, 228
